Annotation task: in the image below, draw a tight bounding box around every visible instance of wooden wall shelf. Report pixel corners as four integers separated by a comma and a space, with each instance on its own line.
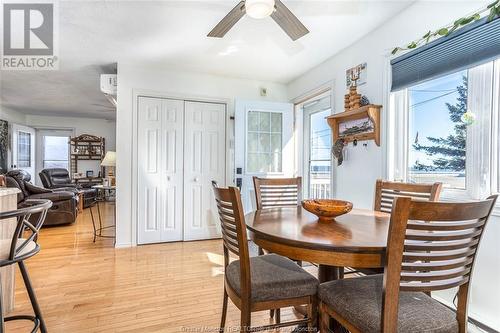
326, 104, 382, 146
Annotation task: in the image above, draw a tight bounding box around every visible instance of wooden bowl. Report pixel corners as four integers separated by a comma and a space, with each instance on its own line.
301, 199, 353, 223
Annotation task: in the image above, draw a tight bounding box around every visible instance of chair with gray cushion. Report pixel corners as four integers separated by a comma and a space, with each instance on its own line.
347, 179, 444, 277
319, 195, 497, 333
212, 183, 318, 332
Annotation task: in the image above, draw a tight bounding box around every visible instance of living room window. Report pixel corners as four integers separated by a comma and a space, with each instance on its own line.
35, 129, 73, 180
43, 135, 70, 169
390, 59, 499, 199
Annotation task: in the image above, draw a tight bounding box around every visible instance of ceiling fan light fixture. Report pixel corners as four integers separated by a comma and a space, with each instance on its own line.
245, 0, 275, 19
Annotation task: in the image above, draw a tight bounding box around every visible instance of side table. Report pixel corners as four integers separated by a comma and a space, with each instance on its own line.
89, 185, 116, 243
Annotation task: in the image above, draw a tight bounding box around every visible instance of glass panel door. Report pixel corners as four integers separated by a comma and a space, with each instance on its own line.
308, 109, 332, 198
10, 124, 36, 176
17, 131, 32, 168
302, 93, 332, 199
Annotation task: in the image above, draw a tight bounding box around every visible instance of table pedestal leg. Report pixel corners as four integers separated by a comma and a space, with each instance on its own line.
318, 265, 348, 333
318, 265, 343, 283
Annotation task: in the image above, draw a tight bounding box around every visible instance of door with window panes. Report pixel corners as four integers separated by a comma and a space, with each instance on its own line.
234, 100, 294, 213
10, 124, 35, 177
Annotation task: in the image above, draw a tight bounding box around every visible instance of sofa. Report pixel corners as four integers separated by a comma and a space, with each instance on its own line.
5, 170, 77, 226
39, 168, 97, 208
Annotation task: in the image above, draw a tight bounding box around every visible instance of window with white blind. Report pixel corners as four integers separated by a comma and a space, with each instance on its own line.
389, 58, 500, 200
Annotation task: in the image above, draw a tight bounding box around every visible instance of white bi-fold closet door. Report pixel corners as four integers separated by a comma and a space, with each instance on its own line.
137, 97, 226, 244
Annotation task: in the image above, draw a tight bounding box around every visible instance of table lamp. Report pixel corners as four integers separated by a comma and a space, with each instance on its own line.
101, 151, 116, 186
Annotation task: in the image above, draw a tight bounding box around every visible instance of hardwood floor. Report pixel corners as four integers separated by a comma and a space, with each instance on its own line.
10, 203, 485, 333
10, 203, 302, 332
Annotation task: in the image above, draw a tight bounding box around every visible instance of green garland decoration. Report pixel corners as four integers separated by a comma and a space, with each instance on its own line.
391, 0, 500, 56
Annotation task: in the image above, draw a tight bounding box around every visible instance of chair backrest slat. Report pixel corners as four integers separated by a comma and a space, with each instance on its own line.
253, 177, 302, 210
381, 195, 497, 332
374, 179, 442, 213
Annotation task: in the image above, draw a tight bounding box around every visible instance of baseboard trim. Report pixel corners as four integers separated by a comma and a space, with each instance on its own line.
469, 316, 499, 333
114, 242, 132, 248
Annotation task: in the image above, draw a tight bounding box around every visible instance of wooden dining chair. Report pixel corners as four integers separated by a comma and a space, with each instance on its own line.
253, 176, 302, 210
344, 179, 444, 277
374, 179, 443, 213
212, 183, 318, 332
252, 176, 304, 320
319, 195, 498, 333
253, 176, 302, 255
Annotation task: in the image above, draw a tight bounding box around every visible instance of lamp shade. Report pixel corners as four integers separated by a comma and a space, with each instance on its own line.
101, 151, 116, 167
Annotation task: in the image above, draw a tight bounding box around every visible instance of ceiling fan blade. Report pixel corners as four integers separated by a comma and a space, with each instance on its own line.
271, 0, 309, 41
207, 1, 246, 38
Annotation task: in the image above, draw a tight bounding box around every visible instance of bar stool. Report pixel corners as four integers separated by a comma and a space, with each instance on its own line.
0, 199, 52, 333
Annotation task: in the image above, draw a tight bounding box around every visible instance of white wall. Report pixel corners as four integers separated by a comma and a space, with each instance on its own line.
116, 64, 288, 247
0, 107, 27, 125
287, 1, 498, 329
25, 114, 116, 150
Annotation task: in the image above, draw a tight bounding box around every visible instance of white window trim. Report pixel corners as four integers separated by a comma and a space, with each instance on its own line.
387, 59, 500, 215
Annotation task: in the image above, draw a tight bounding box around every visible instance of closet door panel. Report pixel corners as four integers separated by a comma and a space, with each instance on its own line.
160, 99, 184, 242
137, 97, 184, 244
138, 97, 163, 244
184, 101, 226, 241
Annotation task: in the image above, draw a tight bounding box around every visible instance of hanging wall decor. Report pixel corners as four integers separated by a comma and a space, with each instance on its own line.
346, 63, 367, 88
0, 120, 8, 174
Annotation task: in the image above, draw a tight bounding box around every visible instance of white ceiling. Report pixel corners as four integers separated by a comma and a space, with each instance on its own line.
0, 0, 413, 119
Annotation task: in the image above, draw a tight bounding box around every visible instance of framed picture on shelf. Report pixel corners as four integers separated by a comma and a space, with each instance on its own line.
86, 170, 94, 178
339, 118, 374, 137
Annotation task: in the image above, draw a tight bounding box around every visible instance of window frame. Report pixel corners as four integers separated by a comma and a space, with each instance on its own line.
388, 59, 500, 204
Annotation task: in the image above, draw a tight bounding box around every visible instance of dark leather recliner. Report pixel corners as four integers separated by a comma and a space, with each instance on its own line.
5, 170, 77, 226
39, 168, 97, 208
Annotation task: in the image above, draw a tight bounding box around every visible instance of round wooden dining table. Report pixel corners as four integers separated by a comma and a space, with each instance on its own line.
245, 205, 391, 283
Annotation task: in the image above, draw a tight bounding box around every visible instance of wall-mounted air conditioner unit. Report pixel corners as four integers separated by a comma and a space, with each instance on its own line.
100, 74, 117, 107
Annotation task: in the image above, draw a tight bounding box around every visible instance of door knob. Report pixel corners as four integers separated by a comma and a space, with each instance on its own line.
167, 176, 171, 181
194, 177, 199, 182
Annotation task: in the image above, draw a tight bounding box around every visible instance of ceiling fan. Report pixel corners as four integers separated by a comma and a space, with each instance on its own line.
207, 0, 309, 41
